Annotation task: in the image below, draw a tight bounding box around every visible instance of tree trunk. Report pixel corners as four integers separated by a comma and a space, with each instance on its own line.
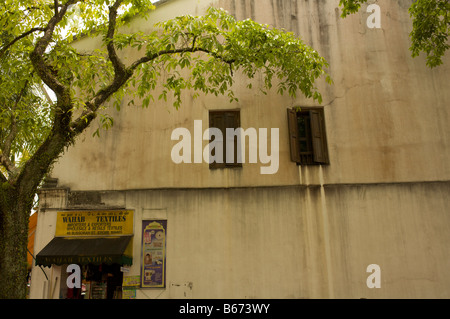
0, 186, 34, 299
0, 120, 75, 298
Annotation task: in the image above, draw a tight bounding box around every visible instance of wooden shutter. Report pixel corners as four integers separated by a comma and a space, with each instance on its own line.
209, 112, 225, 168
309, 109, 329, 164
287, 108, 301, 164
225, 111, 239, 166
209, 112, 224, 132
209, 110, 241, 168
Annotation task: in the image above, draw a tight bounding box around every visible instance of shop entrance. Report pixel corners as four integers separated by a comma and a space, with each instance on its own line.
61, 263, 124, 299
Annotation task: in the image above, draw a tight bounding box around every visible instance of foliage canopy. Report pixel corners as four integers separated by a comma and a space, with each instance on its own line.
0, 0, 330, 180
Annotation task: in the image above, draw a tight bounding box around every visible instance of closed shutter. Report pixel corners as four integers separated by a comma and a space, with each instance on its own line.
309, 109, 329, 164
209, 110, 241, 168
209, 112, 225, 132
287, 108, 301, 164
209, 112, 225, 168
224, 111, 240, 166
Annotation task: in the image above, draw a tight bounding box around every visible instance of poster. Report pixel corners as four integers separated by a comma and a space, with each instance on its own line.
122, 289, 136, 299
123, 275, 140, 288
141, 220, 167, 288
55, 210, 133, 237
122, 275, 140, 299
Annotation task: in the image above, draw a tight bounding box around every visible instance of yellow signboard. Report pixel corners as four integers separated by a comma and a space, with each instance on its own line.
55, 210, 134, 237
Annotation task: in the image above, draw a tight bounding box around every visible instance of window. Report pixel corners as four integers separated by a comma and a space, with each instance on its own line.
287, 107, 329, 165
208, 110, 242, 169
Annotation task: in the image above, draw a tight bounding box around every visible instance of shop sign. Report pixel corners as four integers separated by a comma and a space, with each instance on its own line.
141, 220, 167, 288
55, 210, 133, 237
39, 255, 115, 265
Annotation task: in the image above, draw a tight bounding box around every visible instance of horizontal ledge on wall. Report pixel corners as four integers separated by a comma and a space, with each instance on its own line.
36, 180, 450, 198
322, 180, 450, 188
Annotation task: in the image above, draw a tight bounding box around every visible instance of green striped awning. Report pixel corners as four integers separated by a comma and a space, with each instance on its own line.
35, 236, 133, 267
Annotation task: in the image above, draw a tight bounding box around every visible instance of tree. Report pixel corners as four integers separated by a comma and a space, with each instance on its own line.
0, 0, 330, 298
339, 0, 450, 68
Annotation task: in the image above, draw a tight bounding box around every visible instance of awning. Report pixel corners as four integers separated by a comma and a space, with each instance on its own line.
35, 236, 133, 267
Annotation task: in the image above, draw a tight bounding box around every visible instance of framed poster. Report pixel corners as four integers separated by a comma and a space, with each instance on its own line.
141, 220, 167, 288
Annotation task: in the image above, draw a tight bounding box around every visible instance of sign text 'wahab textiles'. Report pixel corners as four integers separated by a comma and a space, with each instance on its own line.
56, 210, 133, 237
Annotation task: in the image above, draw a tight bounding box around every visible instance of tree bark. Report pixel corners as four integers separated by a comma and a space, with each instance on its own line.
0, 187, 33, 299
0, 124, 72, 298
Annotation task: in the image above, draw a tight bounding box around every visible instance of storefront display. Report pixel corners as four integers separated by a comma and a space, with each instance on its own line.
35, 210, 134, 299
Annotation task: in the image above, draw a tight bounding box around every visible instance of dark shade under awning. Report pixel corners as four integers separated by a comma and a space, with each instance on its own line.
35, 236, 133, 267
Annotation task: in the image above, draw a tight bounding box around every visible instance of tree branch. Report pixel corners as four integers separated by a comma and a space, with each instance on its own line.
0, 168, 7, 183
70, 39, 236, 136
69, 0, 132, 135
129, 46, 235, 72
0, 80, 30, 178
3, 80, 29, 158
106, 0, 127, 79
0, 152, 18, 177
54, 0, 59, 15
14, 0, 80, 191
29, 0, 78, 98
0, 28, 45, 60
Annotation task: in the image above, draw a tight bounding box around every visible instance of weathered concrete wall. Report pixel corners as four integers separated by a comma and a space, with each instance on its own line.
51, 0, 450, 191
31, 182, 450, 298
324, 182, 450, 298
30, 0, 450, 299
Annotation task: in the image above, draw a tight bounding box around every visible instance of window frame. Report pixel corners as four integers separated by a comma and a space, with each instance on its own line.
287, 107, 330, 165
208, 109, 242, 169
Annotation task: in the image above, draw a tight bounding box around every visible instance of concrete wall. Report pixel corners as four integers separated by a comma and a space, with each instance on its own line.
31, 181, 450, 299
30, 0, 450, 299
325, 182, 450, 298
51, 0, 450, 190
